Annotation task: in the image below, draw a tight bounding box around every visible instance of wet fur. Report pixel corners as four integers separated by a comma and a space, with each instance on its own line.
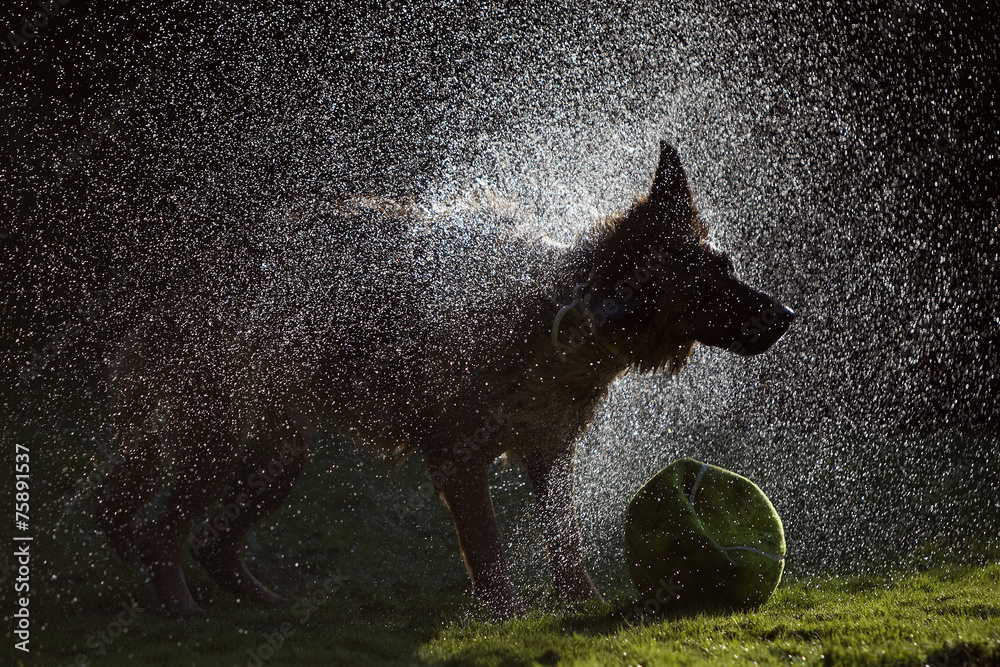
95, 141, 791, 616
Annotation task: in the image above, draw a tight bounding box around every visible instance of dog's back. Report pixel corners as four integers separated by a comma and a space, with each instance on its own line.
112, 199, 577, 455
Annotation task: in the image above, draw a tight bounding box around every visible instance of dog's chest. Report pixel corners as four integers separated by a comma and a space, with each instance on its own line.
484, 359, 621, 457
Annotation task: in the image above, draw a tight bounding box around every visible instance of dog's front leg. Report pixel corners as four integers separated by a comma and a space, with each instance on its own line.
431, 457, 524, 617
522, 448, 602, 602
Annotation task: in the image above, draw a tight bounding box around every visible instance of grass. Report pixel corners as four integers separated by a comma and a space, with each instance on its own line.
4, 413, 999, 666
426, 566, 1000, 666
19, 559, 1000, 667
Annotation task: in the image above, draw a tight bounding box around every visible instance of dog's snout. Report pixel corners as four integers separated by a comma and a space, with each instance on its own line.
732, 301, 795, 356
771, 304, 795, 336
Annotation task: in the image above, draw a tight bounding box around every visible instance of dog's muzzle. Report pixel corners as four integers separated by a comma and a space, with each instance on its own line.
726, 303, 796, 356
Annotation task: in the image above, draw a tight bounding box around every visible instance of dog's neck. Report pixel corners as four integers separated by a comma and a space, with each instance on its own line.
544, 238, 630, 369
549, 282, 623, 359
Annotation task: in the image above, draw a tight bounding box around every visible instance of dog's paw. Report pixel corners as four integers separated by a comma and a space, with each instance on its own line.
476, 582, 526, 619
555, 571, 604, 603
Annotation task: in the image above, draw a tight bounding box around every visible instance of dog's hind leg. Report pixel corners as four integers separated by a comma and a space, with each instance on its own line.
96, 430, 164, 567
192, 412, 308, 605
139, 421, 235, 617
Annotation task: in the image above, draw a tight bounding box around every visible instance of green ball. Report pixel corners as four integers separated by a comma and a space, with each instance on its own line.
624, 457, 786, 610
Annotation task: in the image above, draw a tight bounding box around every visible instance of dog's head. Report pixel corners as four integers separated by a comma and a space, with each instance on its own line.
588, 141, 795, 372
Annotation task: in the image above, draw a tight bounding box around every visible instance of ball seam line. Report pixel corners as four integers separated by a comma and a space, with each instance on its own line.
719, 545, 785, 562
688, 462, 709, 506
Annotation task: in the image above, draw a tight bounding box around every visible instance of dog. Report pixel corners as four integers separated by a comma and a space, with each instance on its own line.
95, 141, 795, 617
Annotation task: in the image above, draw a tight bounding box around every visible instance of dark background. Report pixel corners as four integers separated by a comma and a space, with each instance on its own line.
3, 1, 996, 428
1, 0, 998, 576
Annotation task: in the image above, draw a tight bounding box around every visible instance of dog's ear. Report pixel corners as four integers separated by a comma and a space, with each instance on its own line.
649, 140, 692, 214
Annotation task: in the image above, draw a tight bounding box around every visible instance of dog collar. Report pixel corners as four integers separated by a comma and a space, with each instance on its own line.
550, 283, 623, 359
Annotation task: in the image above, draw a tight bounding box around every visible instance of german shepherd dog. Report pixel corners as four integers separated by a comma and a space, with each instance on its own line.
96, 141, 794, 617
